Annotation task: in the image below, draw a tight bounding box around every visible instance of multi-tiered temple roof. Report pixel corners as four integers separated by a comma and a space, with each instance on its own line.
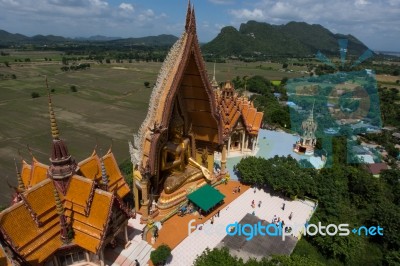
215, 81, 263, 138
0, 91, 131, 265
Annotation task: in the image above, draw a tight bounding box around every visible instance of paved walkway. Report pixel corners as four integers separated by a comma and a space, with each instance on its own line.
167, 187, 316, 266
105, 215, 153, 266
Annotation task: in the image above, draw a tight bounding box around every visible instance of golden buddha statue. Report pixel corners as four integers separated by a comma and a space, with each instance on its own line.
161, 108, 211, 194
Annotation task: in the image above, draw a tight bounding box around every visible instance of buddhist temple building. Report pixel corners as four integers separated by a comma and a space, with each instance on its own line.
0, 91, 132, 266
215, 80, 263, 156
129, 2, 227, 223
294, 103, 318, 155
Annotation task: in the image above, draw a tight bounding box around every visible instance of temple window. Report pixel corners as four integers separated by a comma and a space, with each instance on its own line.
58, 251, 86, 266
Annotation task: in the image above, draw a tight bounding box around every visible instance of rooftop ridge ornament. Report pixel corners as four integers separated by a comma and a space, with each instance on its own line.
14, 158, 25, 192
185, 0, 191, 32
100, 150, 109, 190
190, 5, 197, 34
46, 77, 60, 140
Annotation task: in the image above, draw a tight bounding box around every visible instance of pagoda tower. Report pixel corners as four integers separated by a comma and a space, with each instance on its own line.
294, 103, 317, 155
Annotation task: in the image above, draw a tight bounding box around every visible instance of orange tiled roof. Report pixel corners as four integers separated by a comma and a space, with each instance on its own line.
20, 160, 31, 188
0, 151, 129, 264
216, 81, 263, 136
78, 150, 130, 199
29, 158, 49, 187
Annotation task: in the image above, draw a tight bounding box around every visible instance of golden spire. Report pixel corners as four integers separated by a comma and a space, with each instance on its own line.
14, 158, 25, 192
185, 0, 192, 31
46, 78, 60, 140
54, 188, 64, 215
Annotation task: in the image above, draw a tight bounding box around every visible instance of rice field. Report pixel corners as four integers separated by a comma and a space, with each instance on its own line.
0, 50, 308, 205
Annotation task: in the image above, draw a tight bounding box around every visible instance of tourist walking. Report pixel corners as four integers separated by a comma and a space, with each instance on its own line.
258, 200, 262, 208
238, 185, 241, 193
289, 212, 293, 220
282, 203, 285, 210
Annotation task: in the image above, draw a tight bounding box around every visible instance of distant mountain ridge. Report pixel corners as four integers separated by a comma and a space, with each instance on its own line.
202, 21, 370, 57
0, 29, 178, 46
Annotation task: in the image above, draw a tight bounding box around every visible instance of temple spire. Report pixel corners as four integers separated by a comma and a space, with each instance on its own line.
211, 61, 219, 90
14, 158, 25, 192
100, 155, 109, 191
185, 0, 191, 31
53, 187, 69, 243
190, 5, 197, 33
46, 78, 60, 140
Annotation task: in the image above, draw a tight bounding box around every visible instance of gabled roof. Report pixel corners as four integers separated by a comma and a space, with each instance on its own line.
0, 148, 129, 264
216, 81, 263, 137
364, 163, 388, 175
78, 149, 130, 199
133, 3, 223, 175
0, 176, 115, 264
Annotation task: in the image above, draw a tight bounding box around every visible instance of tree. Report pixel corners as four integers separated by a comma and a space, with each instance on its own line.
144, 81, 150, 88
282, 63, 289, 69
70, 85, 77, 92
4, 61, 9, 67
31, 92, 40, 98
194, 247, 244, 266
150, 244, 171, 266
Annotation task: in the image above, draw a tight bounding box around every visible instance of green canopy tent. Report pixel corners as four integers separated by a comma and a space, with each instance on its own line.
187, 184, 225, 213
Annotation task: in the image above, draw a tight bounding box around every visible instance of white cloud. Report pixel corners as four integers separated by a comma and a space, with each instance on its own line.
119, 3, 134, 12
230, 8, 263, 20
208, 0, 234, 4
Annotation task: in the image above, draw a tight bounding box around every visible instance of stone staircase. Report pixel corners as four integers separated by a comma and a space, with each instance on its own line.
107, 240, 154, 266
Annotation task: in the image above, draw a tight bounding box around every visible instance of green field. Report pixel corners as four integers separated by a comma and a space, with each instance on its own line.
0, 50, 308, 205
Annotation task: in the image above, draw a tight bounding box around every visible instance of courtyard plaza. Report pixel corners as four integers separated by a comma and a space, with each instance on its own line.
164, 183, 315, 266
104, 181, 315, 266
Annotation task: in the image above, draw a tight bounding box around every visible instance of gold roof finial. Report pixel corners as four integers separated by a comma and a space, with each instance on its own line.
53, 188, 64, 215
14, 158, 25, 192
46, 77, 60, 139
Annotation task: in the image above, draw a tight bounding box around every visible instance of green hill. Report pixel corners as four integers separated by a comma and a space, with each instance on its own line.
202, 21, 370, 57
0, 29, 178, 47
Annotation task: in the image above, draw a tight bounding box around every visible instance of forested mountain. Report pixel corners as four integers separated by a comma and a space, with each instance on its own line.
202, 21, 370, 57
0, 29, 178, 47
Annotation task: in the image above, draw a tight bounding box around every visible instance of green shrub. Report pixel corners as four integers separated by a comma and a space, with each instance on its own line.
31, 92, 40, 98
70, 85, 77, 92
150, 244, 171, 266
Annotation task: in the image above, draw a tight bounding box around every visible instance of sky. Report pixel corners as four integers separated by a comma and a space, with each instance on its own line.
0, 0, 399, 51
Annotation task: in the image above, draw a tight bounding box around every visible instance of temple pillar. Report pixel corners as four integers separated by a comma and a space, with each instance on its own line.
252, 136, 256, 152
99, 248, 105, 266
124, 224, 129, 244
140, 179, 149, 221
245, 134, 249, 151
241, 131, 245, 153
221, 144, 227, 175
227, 137, 231, 155
133, 182, 140, 212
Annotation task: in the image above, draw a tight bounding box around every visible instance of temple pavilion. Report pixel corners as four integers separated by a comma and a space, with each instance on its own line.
214, 79, 263, 156
294, 104, 318, 155
0, 91, 132, 266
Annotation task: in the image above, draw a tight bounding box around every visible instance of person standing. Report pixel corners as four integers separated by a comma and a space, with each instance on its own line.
282, 203, 286, 210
